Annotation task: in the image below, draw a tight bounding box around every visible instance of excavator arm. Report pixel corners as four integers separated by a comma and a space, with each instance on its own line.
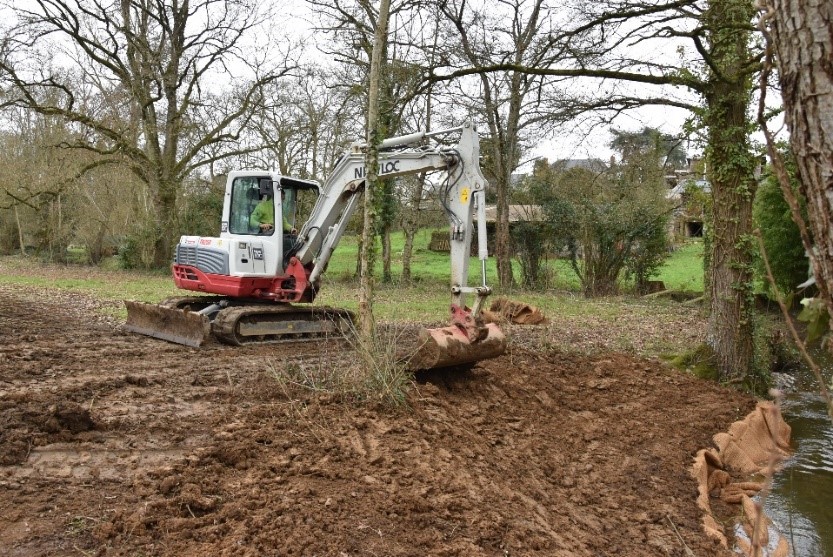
295, 122, 493, 324
283, 120, 504, 367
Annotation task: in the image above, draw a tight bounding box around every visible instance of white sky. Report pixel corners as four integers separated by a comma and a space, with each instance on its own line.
529, 103, 696, 171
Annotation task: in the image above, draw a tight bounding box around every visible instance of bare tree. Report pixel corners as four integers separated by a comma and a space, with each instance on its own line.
310, 0, 435, 283
0, 102, 85, 259
0, 96, 151, 262
358, 0, 393, 336
239, 69, 352, 180
428, 0, 764, 385
1, 0, 295, 267
437, 0, 560, 289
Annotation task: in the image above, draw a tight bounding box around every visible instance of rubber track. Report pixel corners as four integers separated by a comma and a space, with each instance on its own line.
211, 305, 354, 346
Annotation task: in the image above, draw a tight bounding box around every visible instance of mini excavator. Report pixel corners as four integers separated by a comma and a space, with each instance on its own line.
125, 121, 506, 369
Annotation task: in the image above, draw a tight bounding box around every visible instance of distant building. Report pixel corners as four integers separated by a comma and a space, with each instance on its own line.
479, 205, 543, 223
429, 204, 543, 254
666, 158, 709, 240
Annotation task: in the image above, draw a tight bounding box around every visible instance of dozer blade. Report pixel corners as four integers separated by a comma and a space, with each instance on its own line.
124, 301, 210, 348
405, 323, 506, 370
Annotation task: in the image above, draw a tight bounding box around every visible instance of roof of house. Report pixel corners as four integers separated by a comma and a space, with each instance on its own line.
667, 178, 711, 200
552, 158, 609, 173
478, 205, 543, 223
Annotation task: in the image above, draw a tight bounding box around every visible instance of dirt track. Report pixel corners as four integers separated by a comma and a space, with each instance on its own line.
0, 283, 755, 556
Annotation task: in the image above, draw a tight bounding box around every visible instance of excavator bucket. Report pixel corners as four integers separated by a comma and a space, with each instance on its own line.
405, 322, 507, 370
124, 301, 211, 348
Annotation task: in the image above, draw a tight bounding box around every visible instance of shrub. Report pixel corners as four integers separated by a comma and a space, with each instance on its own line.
523, 154, 672, 297
625, 217, 671, 294
511, 220, 552, 288
753, 160, 809, 296
177, 179, 224, 238
267, 321, 413, 408
118, 221, 161, 270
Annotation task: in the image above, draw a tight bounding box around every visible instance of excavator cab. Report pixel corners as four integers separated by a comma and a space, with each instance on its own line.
224, 176, 312, 270
228, 176, 278, 236
227, 176, 266, 235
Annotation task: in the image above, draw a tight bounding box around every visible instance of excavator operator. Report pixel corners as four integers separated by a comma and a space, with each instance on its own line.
250, 190, 297, 236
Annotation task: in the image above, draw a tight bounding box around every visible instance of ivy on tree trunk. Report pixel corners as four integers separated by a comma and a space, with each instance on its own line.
704, 0, 758, 384
359, 0, 392, 338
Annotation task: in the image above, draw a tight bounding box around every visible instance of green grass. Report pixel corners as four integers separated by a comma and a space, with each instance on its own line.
0, 257, 181, 311
323, 231, 704, 292
0, 233, 705, 324
323, 228, 502, 283
656, 240, 705, 292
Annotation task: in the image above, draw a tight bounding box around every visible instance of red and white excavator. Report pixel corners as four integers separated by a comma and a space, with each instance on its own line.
125, 121, 506, 369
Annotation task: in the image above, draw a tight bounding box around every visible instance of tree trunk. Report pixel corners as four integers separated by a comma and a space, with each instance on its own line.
379, 178, 395, 284
704, 0, 758, 383
401, 175, 425, 283
495, 73, 525, 289
152, 177, 178, 269
355, 236, 363, 278
495, 175, 513, 288
359, 0, 392, 338
483, 120, 514, 289
402, 227, 415, 283
382, 227, 392, 283
768, 0, 833, 321
14, 204, 25, 256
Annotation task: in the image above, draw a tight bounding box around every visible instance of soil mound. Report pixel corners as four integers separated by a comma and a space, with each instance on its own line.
484, 297, 548, 324
1, 399, 98, 465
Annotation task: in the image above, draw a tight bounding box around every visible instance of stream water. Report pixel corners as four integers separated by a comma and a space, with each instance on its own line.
763, 361, 833, 556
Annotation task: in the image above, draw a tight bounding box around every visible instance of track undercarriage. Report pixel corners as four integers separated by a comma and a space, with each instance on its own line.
124, 297, 506, 370
125, 297, 354, 348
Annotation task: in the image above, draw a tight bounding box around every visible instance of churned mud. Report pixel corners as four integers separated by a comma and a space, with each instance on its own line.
0, 283, 755, 556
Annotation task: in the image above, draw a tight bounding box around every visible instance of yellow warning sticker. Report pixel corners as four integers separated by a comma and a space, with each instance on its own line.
460, 187, 470, 204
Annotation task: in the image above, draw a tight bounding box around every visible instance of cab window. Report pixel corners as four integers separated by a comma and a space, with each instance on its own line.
229, 177, 268, 235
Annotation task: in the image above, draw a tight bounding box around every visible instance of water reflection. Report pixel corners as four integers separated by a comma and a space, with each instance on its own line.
764, 362, 833, 557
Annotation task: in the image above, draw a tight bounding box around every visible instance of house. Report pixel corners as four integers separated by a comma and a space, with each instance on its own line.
429, 204, 543, 254
666, 158, 709, 240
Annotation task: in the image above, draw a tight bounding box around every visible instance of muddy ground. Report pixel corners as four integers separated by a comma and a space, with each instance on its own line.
0, 283, 756, 556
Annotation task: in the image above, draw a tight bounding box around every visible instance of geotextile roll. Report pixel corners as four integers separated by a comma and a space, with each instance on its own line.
691, 401, 791, 557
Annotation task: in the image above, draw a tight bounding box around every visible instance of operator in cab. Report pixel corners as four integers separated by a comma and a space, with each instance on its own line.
250, 190, 297, 235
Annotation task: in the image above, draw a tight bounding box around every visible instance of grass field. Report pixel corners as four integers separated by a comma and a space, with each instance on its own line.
317, 229, 704, 291
0, 232, 705, 324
